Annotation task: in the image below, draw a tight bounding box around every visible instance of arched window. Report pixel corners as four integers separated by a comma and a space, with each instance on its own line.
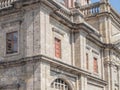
51, 78, 71, 90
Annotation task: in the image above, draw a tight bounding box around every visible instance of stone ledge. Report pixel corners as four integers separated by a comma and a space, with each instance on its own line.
0, 54, 107, 86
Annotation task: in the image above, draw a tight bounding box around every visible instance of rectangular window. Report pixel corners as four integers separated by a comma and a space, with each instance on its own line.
55, 38, 61, 58
93, 57, 98, 73
86, 53, 89, 70
6, 31, 18, 54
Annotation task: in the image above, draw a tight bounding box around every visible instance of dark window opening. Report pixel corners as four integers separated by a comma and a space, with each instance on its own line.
6, 31, 18, 54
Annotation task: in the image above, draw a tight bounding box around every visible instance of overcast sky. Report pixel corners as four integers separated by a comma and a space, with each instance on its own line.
91, 0, 120, 13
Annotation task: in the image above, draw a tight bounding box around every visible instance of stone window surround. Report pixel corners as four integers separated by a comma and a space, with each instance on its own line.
5, 30, 19, 57
52, 28, 65, 60
2, 21, 20, 57
51, 78, 70, 90
86, 45, 100, 76
6, 31, 18, 54
93, 57, 98, 73
55, 37, 61, 58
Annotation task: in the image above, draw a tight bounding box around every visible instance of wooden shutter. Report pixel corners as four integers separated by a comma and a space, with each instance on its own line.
94, 57, 98, 73
55, 38, 61, 58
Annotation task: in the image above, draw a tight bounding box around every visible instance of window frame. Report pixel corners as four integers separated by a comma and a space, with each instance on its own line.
55, 37, 61, 59
51, 78, 71, 90
6, 31, 18, 54
93, 57, 98, 73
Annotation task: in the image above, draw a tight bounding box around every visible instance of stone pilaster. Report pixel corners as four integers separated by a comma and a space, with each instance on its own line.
40, 4, 52, 57
79, 30, 87, 69
74, 30, 87, 69
110, 64, 115, 90
40, 61, 50, 90
79, 74, 87, 90
104, 62, 111, 90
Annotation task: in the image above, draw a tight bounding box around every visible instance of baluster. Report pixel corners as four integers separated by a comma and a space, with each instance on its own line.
95, 7, 96, 13
97, 7, 100, 13
95, 7, 97, 13
0, 2, 1, 8
93, 7, 95, 14
86, 9, 88, 15
10, 0, 12, 3
11, 0, 14, 2
88, 8, 90, 15
7, 0, 9, 6
3, 0, 5, 7
94, 7, 96, 13
2, 1, 5, 8
8, 0, 10, 6
84, 10, 86, 15
5, 0, 7, 7
90, 7, 92, 15
87, 8, 89, 15
92, 7, 93, 14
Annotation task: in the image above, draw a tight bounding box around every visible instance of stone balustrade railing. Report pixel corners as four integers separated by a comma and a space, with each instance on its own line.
80, 2, 101, 16
57, 9, 71, 20
0, 0, 17, 9
49, 0, 72, 21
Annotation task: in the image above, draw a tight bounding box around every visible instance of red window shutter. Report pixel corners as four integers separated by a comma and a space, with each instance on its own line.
55, 38, 61, 58
94, 58, 98, 73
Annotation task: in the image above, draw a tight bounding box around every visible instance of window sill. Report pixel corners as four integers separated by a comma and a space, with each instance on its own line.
92, 72, 100, 77
54, 57, 62, 61
4, 52, 19, 57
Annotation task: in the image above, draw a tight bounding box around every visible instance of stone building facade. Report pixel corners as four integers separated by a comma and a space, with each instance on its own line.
0, 0, 120, 90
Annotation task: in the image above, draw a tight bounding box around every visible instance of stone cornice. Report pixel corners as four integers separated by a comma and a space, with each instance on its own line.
0, 54, 107, 86
87, 75, 107, 86
104, 61, 120, 69
103, 44, 120, 54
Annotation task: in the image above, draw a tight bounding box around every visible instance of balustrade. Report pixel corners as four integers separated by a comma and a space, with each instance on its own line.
0, 0, 17, 9
58, 9, 71, 20
80, 2, 101, 16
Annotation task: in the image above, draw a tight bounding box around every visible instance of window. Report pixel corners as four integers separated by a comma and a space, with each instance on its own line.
6, 31, 18, 54
93, 57, 98, 73
86, 53, 89, 70
51, 78, 71, 90
55, 38, 61, 58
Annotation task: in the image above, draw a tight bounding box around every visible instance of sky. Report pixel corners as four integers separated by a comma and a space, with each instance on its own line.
91, 0, 120, 13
